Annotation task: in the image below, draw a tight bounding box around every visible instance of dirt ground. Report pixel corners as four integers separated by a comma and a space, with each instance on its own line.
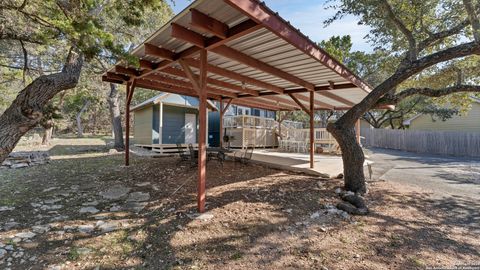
0, 137, 478, 270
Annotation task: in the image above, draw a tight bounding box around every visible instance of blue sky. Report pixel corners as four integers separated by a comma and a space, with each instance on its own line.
170, 0, 372, 52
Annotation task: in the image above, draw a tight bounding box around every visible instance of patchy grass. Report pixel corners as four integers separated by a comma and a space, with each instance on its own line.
0, 136, 478, 270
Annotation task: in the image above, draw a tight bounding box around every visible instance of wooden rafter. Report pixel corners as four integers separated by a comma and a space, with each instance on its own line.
181, 58, 282, 94
288, 93, 310, 114
190, 9, 229, 39
289, 93, 334, 110
171, 21, 313, 91
225, 0, 371, 93
137, 19, 261, 80
144, 73, 238, 98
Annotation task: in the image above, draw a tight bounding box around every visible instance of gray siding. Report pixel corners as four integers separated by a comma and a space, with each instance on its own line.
133, 107, 153, 144
152, 104, 160, 144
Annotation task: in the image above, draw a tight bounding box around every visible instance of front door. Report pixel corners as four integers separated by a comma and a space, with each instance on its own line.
184, 113, 196, 144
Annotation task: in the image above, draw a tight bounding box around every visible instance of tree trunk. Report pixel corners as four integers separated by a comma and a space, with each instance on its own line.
76, 100, 90, 138
328, 122, 367, 194
42, 121, 54, 145
0, 49, 83, 163
107, 83, 124, 150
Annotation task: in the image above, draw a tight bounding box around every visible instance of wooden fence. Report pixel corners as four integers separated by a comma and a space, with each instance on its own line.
361, 128, 480, 157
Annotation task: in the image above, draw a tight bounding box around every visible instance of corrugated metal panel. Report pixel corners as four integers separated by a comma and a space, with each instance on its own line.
107, 0, 371, 111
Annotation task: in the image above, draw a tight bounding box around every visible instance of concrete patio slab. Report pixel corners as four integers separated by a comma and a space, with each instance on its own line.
231, 149, 345, 178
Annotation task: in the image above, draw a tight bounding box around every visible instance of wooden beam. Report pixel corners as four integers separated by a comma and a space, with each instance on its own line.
222, 99, 233, 115
144, 74, 238, 98
144, 43, 175, 60
309, 91, 314, 169
179, 59, 202, 93
211, 45, 315, 91
115, 66, 139, 77
153, 66, 241, 98
197, 49, 208, 213
136, 79, 221, 100
231, 99, 282, 111
125, 80, 136, 167
225, 0, 371, 93
106, 72, 129, 82
288, 93, 310, 114
170, 24, 313, 91
355, 119, 361, 144
138, 19, 260, 80
204, 19, 262, 50
182, 58, 280, 94
172, 23, 206, 48
240, 96, 297, 111
190, 9, 229, 39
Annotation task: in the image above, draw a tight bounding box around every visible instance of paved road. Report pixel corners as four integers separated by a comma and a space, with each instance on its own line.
367, 148, 480, 200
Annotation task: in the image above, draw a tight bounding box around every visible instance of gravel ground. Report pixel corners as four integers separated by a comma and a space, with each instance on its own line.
0, 138, 478, 269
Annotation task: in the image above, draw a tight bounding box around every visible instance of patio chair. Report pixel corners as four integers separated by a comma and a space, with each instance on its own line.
188, 143, 198, 167
176, 143, 190, 164
234, 144, 255, 164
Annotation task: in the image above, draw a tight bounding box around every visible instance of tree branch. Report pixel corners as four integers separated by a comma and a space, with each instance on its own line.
379, 85, 480, 105
418, 19, 470, 51
381, 0, 417, 60
463, 0, 480, 42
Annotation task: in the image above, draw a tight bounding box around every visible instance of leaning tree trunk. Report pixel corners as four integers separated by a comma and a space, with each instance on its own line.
107, 83, 124, 150
328, 122, 367, 194
0, 49, 83, 163
76, 100, 90, 138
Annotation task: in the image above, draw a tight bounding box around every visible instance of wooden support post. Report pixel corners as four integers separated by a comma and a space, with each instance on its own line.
355, 119, 361, 145
309, 91, 314, 169
197, 50, 208, 213
125, 80, 136, 166
219, 99, 224, 148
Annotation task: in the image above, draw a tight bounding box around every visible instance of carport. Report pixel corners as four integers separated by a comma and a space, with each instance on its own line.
103, 0, 374, 213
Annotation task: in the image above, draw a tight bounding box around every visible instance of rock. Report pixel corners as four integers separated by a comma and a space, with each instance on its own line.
50, 215, 69, 222
335, 188, 342, 194
78, 225, 94, 234
32, 225, 50, 234
82, 201, 99, 206
317, 181, 324, 188
125, 202, 147, 213
79, 207, 99, 214
126, 192, 150, 202
15, 231, 36, 239
336, 173, 344, 179
40, 205, 63, 211
319, 226, 327, 232
310, 212, 321, 219
10, 163, 29, 169
5, 245, 14, 251
194, 213, 214, 221
76, 247, 91, 255
108, 149, 119, 155
3, 222, 19, 230
99, 185, 131, 200
98, 222, 120, 233
0, 206, 15, 212
135, 182, 150, 187
43, 198, 62, 204
0, 249, 6, 259
109, 205, 122, 212
42, 187, 58, 193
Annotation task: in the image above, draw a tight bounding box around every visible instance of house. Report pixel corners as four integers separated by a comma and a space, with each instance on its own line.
131, 93, 217, 153
403, 97, 480, 132
208, 103, 276, 146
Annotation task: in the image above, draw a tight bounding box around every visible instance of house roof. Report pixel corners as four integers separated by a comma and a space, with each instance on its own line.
131, 93, 217, 112
103, 0, 381, 112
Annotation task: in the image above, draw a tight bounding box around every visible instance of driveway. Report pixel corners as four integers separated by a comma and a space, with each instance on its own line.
367, 148, 480, 200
